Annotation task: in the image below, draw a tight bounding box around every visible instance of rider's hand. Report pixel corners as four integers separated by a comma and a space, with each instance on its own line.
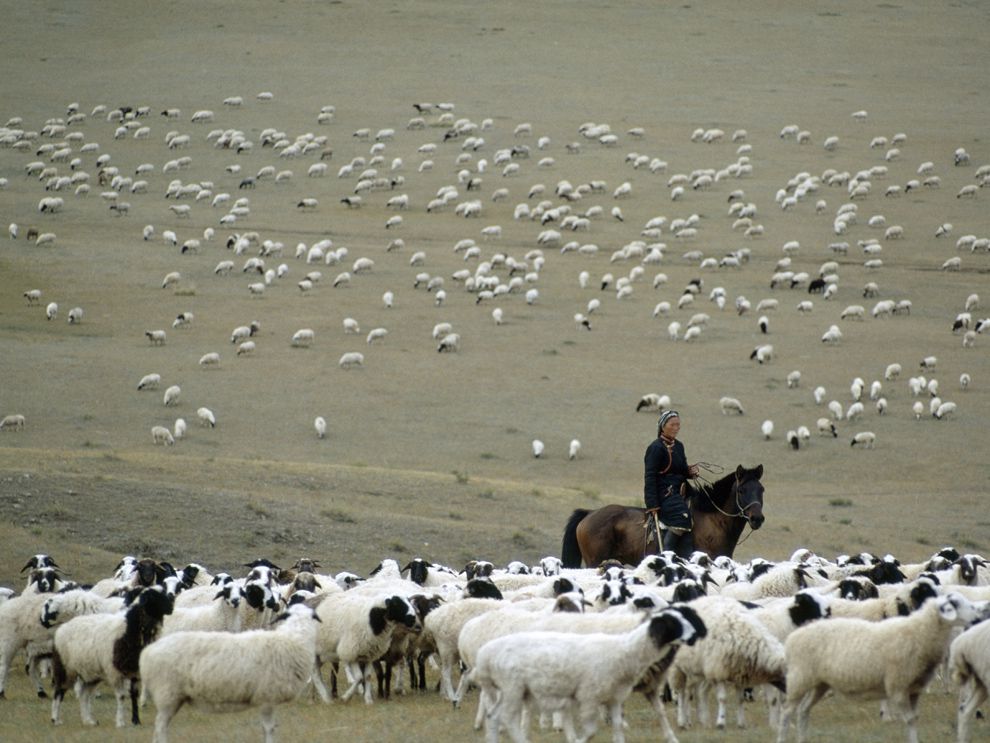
687, 463, 700, 477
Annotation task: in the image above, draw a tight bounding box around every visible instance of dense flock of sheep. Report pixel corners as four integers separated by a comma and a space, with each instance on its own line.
1, 548, 988, 742
0, 93, 987, 462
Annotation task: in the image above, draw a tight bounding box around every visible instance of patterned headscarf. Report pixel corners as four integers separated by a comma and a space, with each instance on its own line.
658, 409, 680, 434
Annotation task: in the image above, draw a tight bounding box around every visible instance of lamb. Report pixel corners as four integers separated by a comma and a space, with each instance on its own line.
140, 603, 320, 743
948, 616, 990, 743
51, 586, 174, 727
309, 591, 420, 704
777, 592, 987, 743
472, 606, 705, 743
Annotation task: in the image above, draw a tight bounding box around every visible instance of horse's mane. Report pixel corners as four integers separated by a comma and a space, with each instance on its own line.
687, 467, 756, 514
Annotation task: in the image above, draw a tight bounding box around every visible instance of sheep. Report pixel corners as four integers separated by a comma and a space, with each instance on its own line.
0, 572, 71, 699
0, 414, 26, 431
850, 431, 876, 449
51, 586, 174, 727
366, 327, 388, 344
472, 607, 705, 743
438, 332, 461, 352
309, 592, 420, 704
762, 420, 774, 440
314, 416, 327, 439
339, 351, 364, 369
46, 301, 58, 320
152, 426, 175, 446
23, 288, 41, 304
163, 385, 181, 407
162, 582, 244, 635
145, 329, 166, 345
669, 595, 787, 730
532, 439, 544, 458
198, 352, 220, 368
948, 616, 990, 743
291, 328, 314, 347
140, 603, 319, 743
777, 592, 986, 743
719, 396, 745, 415
197, 407, 216, 428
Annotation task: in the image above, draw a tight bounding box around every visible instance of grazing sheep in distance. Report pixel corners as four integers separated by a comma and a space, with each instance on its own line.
146, 330, 166, 346
140, 603, 320, 743
198, 352, 220, 368
46, 302, 58, 321
437, 333, 460, 352
0, 414, 26, 431
850, 431, 876, 449
568, 439, 581, 460
138, 374, 161, 390
163, 385, 181, 407
314, 417, 326, 439
532, 439, 544, 458
291, 329, 314, 348
339, 351, 364, 369
197, 408, 216, 428
720, 396, 745, 415
174, 419, 186, 440
152, 426, 175, 446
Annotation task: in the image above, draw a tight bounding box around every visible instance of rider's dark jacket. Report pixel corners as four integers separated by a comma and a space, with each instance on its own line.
644, 436, 692, 530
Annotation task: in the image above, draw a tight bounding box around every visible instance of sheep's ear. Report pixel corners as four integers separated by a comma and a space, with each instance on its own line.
213, 590, 225, 601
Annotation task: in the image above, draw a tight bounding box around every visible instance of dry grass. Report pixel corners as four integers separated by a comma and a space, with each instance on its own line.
0, 1, 989, 740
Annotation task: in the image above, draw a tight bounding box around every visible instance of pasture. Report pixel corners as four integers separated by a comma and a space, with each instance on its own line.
0, 1, 989, 740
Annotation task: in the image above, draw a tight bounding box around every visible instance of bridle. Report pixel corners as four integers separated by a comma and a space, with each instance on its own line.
696, 466, 762, 525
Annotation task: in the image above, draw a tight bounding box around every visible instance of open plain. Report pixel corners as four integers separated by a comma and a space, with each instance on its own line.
0, 1, 988, 740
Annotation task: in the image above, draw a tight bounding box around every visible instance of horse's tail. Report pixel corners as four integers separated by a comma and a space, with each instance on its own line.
561, 508, 591, 568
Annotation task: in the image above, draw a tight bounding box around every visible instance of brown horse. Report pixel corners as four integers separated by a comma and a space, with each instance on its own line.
560, 464, 765, 568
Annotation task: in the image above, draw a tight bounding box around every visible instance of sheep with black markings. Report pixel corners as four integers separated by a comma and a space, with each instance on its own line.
51, 585, 174, 727
778, 592, 987, 743
309, 591, 420, 704
162, 582, 244, 634
0, 570, 70, 699
140, 602, 320, 743
472, 606, 705, 743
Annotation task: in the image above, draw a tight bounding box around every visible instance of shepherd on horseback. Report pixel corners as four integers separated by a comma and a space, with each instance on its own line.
645, 409, 699, 559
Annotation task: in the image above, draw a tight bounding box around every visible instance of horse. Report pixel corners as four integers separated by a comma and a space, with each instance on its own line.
560, 464, 765, 568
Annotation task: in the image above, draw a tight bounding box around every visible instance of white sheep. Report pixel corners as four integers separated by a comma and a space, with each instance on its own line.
777, 592, 986, 743
532, 439, 544, 458
310, 592, 420, 704
46, 302, 58, 321
339, 351, 364, 369
0, 577, 70, 698
568, 439, 581, 460
174, 418, 186, 440
291, 328, 314, 347
850, 431, 876, 449
146, 329, 166, 345
0, 414, 26, 431
422, 597, 504, 700
472, 607, 705, 743
948, 616, 990, 743
197, 407, 216, 428
438, 332, 460, 352
198, 352, 220, 368
152, 425, 175, 446
670, 595, 787, 730
719, 396, 745, 415
140, 603, 320, 743
163, 385, 181, 407
162, 582, 243, 635
51, 586, 174, 727
366, 327, 388, 344
314, 416, 327, 439
343, 317, 360, 334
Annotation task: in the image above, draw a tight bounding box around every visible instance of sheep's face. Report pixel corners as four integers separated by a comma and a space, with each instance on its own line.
386, 596, 420, 631
939, 593, 987, 627
40, 598, 61, 628
29, 568, 60, 593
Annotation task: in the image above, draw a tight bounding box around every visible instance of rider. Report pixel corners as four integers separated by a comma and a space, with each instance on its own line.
644, 409, 700, 559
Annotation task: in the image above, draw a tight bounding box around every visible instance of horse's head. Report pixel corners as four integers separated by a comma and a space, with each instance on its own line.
735, 464, 765, 529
